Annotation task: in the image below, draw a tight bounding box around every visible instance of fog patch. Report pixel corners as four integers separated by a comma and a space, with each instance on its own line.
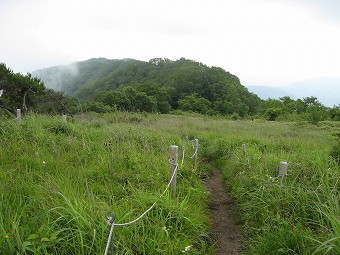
32, 63, 79, 92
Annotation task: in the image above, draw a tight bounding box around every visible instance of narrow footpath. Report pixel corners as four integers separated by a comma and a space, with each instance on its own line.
206, 169, 243, 255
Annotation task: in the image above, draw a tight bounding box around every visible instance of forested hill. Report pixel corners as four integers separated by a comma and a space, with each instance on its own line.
33, 58, 261, 116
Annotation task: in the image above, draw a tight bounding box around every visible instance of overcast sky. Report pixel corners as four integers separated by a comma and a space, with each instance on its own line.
1, 0, 340, 86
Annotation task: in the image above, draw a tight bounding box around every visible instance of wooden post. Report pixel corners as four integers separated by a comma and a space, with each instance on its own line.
62, 114, 67, 122
193, 139, 198, 169
170, 145, 178, 198
278, 161, 288, 183
242, 144, 247, 155
16, 109, 21, 124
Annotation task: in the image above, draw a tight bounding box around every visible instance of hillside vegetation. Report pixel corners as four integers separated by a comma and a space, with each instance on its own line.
33, 58, 261, 117
32, 58, 340, 122
0, 113, 212, 254
1, 112, 340, 254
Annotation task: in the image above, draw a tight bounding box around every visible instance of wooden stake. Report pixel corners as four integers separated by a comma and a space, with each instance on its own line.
278, 161, 288, 183
170, 145, 178, 198
16, 109, 21, 124
62, 114, 67, 122
193, 139, 199, 169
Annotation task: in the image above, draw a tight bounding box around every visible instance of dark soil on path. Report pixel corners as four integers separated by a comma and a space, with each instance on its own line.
206, 169, 244, 255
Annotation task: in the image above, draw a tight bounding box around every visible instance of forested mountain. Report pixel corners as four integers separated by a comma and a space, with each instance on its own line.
33, 58, 261, 116
0, 63, 75, 116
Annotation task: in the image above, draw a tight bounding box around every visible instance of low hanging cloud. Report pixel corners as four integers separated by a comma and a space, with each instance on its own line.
32, 63, 79, 92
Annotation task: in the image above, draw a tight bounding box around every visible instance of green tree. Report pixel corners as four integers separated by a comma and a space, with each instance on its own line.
303, 96, 322, 108
329, 105, 340, 121
135, 91, 157, 112
178, 93, 212, 114
262, 99, 287, 121
32, 89, 77, 116
264, 107, 284, 121
302, 97, 328, 124
279, 96, 297, 113
0, 63, 45, 114
136, 83, 172, 113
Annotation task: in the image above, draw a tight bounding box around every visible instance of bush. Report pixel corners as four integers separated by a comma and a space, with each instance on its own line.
330, 132, 340, 164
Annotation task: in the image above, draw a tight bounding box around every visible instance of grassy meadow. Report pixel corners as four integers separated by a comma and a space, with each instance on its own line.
0, 112, 339, 254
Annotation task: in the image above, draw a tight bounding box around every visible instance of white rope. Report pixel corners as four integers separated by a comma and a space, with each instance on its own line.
112, 163, 178, 227
104, 214, 115, 255
187, 142, 198, 159
181, 146, 185, 166
104, 163, 179, 255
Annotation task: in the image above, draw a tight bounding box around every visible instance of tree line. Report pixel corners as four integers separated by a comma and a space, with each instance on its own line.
0, 63, 75, 116
1, 59, 340, 123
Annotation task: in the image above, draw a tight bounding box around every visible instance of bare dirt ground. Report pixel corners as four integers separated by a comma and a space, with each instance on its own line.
206, 169, 244, 255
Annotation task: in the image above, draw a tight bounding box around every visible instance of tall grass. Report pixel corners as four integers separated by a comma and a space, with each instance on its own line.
1, 113, 339, 254
0, 113, 212, 254
202, 119, 340, 254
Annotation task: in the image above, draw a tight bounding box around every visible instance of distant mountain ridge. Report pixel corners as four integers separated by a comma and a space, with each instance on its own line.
32, 57, 261, 115
247, 77, 340, 107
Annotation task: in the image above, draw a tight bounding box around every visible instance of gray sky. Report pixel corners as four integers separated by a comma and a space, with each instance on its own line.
1, 0, 340, 86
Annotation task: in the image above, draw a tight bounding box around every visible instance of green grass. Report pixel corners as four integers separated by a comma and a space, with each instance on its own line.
202, 119, 340, 254
1, 113, 339, 254
0, 113, 211, 254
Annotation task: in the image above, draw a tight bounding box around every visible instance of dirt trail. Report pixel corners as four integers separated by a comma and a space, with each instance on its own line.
206, 169, 243, 255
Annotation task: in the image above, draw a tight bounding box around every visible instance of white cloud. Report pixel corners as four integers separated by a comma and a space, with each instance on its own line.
1, 0, 339, 86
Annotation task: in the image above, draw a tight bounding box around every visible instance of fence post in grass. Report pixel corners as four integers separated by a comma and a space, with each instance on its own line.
193, 139, 199, 169
16, 109, 21, 124
241, 144, 247, 156
278, 161, 288, 183
62, 114, 67, 122
170, 145, 178, 198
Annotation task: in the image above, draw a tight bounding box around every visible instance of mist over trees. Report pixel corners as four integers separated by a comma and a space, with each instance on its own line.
0, 63, 75, 116
33, 57, 262, 117
1, 58, 339, 123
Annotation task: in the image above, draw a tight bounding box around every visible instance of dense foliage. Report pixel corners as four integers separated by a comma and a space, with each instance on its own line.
259, 96, 340, 122
0, 63, 75, 116
33, 58, 261, 117
33, 58, 340, 122
1, 113, 339, 254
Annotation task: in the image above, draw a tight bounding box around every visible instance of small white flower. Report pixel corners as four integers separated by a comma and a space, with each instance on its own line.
181, 245, 193, 253
161, 226, 169, 236
42, 161, 46, 164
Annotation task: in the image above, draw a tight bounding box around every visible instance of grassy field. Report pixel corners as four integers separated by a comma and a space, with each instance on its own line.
1, 112, 339, 254
202, 119, 340, 254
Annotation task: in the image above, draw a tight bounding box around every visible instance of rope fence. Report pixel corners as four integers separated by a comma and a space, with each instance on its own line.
104, 140, 199, 255
187, 139, 199, 159
0, 112, 199, 254
0, 109, 68, 125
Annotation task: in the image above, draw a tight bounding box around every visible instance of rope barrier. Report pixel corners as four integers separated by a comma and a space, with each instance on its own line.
181, 146, 186, 166
104, 162, 179, 255
181, 140, 198, 166
104, 212, 116, 255
187, 141, 198, 159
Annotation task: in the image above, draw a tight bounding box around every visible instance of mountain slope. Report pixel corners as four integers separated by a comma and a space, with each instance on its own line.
32, 58, 126, 96
32, 58, 262, 115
